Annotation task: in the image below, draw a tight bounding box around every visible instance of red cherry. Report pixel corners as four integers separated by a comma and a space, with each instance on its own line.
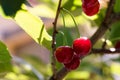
82, 0, 100, 16
73, 37, 91, 57
115, 41, 120, 49
82, 0, 98, 4
64, 55, 80, 70
55, 46, 74, 64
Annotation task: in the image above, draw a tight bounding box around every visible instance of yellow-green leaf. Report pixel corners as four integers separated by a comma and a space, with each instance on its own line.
14, 10, 52, 50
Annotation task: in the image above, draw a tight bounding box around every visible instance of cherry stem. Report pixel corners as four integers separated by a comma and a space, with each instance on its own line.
62, 8, 80, 37
60, 10, 66, 28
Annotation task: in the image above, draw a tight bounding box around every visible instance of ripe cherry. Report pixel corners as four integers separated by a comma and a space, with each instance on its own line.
115, 41, 120, 49
73, 37, 91, 58
82, 0, 98, 4
82, 0, 100, 16
64, 55, 80, 70
55, 46, 74, 64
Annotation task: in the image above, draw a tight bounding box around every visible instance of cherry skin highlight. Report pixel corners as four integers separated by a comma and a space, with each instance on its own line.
73, 37, 91, 57
64, 55, 80, 70
55, 46, 74, 64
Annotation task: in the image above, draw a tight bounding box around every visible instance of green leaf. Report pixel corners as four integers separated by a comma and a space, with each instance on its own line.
109, 22, 120, 44
0, 41, 12, 74
0, 41, 11, 63
0, 62, 12, 73
0, 0, 26, 16
56, 28, 74, 47
14, 10, 52, 50
114, 0, 120, 13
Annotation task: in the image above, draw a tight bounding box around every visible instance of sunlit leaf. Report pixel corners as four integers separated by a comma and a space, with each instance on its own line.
14, 10, 52, 50
29, 5, 55, 18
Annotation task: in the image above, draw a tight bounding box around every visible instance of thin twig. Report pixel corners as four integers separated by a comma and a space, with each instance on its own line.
92, 48, 120, 54
51, 0, 62, 78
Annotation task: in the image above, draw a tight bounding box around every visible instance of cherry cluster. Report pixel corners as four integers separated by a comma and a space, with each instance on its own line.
55, 37, 92, 70
82, 0, 100, 16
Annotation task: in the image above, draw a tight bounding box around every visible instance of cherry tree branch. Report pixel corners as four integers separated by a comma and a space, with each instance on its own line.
50, 67, 70, 80
51, 0, 62, 77
90, 0, 116, 45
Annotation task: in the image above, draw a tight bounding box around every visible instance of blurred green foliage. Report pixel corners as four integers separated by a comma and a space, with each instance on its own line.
114, 0, 120, 13
109, 22, 120, 44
